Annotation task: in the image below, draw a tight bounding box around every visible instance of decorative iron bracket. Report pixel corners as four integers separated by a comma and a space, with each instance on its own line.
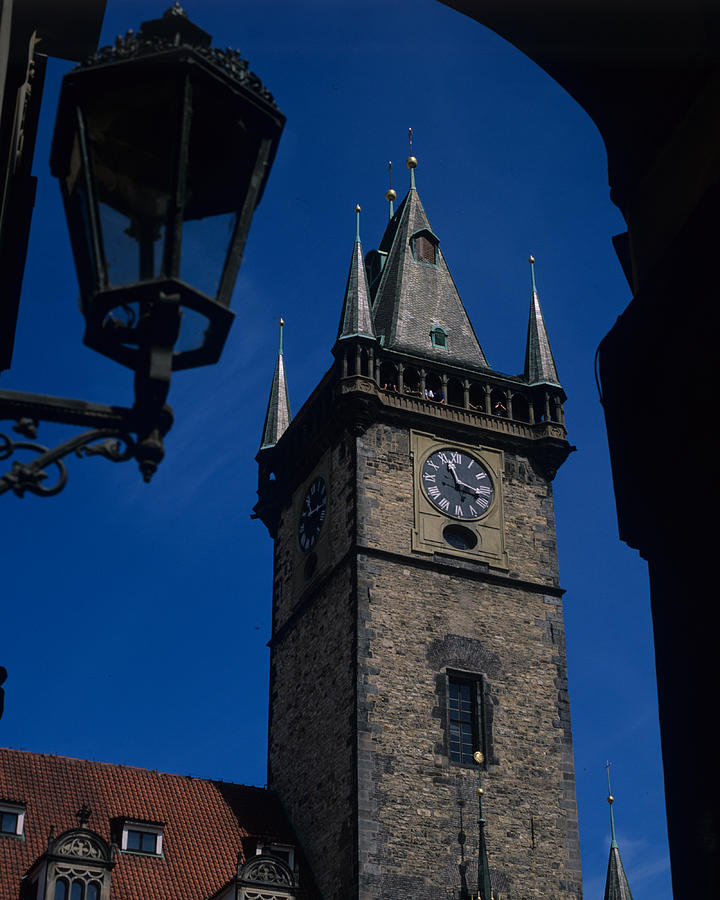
0, 389, 173, 498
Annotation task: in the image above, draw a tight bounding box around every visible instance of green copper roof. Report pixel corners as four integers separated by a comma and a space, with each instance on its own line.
523, 257, 561, 386
336, 208, 375, 342
371, 187, 489, 369
259, 321, 291, 450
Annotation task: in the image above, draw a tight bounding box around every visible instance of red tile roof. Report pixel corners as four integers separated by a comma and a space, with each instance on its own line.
0, 748, 294, 900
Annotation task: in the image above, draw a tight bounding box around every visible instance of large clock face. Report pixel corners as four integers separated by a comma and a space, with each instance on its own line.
421, 448, 494, 520
298, 476, 327, 552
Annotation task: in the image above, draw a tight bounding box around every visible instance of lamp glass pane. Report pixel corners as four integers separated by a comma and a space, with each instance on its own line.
179, 211, 237, 299
176, 307, 213, 355
84, 78, 177, 287
98, 202, 166, 287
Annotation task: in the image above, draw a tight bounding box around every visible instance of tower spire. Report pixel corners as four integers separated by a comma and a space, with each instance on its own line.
602, 762, 634, 900
474, 751, 493, 900
259, 318, 291, 450
385, 161, 396, 220
336, 205, 375, 342
370, 175, 488, 368
524, 255, 561, 386
407, 127, 417, 190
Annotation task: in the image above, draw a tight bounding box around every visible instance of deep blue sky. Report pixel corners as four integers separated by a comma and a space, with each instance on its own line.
1, 2, 669, 898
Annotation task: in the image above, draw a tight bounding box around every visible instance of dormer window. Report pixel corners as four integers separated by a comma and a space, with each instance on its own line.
0, 802, 24, 837
30, 827, 113, 900
411, 229, 438, 266
121, 820, 164, 856
256, 841, 295, 870
430, 326, 448, 350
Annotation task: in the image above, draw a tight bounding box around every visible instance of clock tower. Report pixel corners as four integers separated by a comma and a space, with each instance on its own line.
254, 162, 582, 900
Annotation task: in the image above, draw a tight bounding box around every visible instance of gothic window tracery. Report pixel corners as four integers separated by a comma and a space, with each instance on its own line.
236, 851, 298, 900
27, 828, 113, 900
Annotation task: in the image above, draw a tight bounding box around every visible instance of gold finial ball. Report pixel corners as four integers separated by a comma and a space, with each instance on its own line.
473, 751, 484, 764
607, 794, 614, 805
355, 204, 361, 213
477, 787, 484, 796
406, 156, 418, 169
529, 255, 535, 264
385, 189, 397, 202
279, 318, 284, 327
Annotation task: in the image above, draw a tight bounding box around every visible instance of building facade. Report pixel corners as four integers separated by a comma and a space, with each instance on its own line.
254, 165, 582, 899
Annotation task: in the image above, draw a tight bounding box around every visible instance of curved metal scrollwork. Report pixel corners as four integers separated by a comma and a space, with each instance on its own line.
0, 429, 136, 498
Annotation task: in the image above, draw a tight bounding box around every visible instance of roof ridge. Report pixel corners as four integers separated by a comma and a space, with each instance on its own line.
0, 746, 267, 790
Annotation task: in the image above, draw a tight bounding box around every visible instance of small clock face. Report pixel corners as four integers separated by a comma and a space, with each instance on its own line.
298, 476, 327, 552
421, 448, 494, 520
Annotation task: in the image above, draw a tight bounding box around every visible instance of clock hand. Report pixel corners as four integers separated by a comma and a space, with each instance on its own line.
446, 462, 461, 486
447, 463, 480, 496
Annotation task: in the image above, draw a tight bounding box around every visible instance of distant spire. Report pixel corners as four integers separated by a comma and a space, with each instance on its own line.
603, 762, 634, 900
607, 760, 618, 849
259, 319, 291, 450
336, 205, 375, 342
474, 751, 493, 900
524, 255, 561, 386
407, 127, 417, 190
385, 161, 396, 220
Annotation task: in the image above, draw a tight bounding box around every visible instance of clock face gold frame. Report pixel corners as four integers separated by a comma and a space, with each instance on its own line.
420, 447, 495, 521
411, 431, 508, 568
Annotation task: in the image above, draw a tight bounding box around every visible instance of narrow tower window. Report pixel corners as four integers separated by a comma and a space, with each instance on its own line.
446, 672, 487, 765
448, 678, 475, 762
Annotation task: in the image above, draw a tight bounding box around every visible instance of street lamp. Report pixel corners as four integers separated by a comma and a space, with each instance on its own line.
0, 4, 284, 496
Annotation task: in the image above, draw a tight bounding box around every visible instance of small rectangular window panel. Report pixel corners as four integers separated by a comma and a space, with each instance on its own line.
126, 830, 157, 853
448, 679, 475, 763
0, 803, 24, 837
1, 812, 18, 834
121, 821, 163, 855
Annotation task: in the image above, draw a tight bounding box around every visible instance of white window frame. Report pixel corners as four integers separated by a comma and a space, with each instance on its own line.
120, 821, 164, 855
0, 802, 25, 837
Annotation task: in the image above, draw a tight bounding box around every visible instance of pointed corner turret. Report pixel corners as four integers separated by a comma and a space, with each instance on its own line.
524, 255, 561, 387
336, 205, 376, 345
603, 763, 634, 900
474, 751, 494, 900
259, 319, 291, 451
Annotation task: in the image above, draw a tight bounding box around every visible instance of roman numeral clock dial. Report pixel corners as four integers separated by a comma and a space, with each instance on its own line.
421, 448, 495, 520
298, 476, 327, 552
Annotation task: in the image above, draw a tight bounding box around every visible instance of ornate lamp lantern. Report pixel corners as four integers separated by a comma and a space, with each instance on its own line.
50, 3, 284, 377
1, 4, 284, 495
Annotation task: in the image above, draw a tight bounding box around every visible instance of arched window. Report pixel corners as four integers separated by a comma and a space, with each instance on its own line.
468, 382, 485, 412
36, 829, 113, 900
446, 377, 463, 407
512, 393, 530, 423
403, 366, 421, 396
430, 326, 448, 350
411, 228, 439, 266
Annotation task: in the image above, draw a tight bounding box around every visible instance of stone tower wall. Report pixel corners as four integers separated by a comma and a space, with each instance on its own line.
267, 415, 581, 899
354, 420, 582, 899
268, 438, 357, 900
